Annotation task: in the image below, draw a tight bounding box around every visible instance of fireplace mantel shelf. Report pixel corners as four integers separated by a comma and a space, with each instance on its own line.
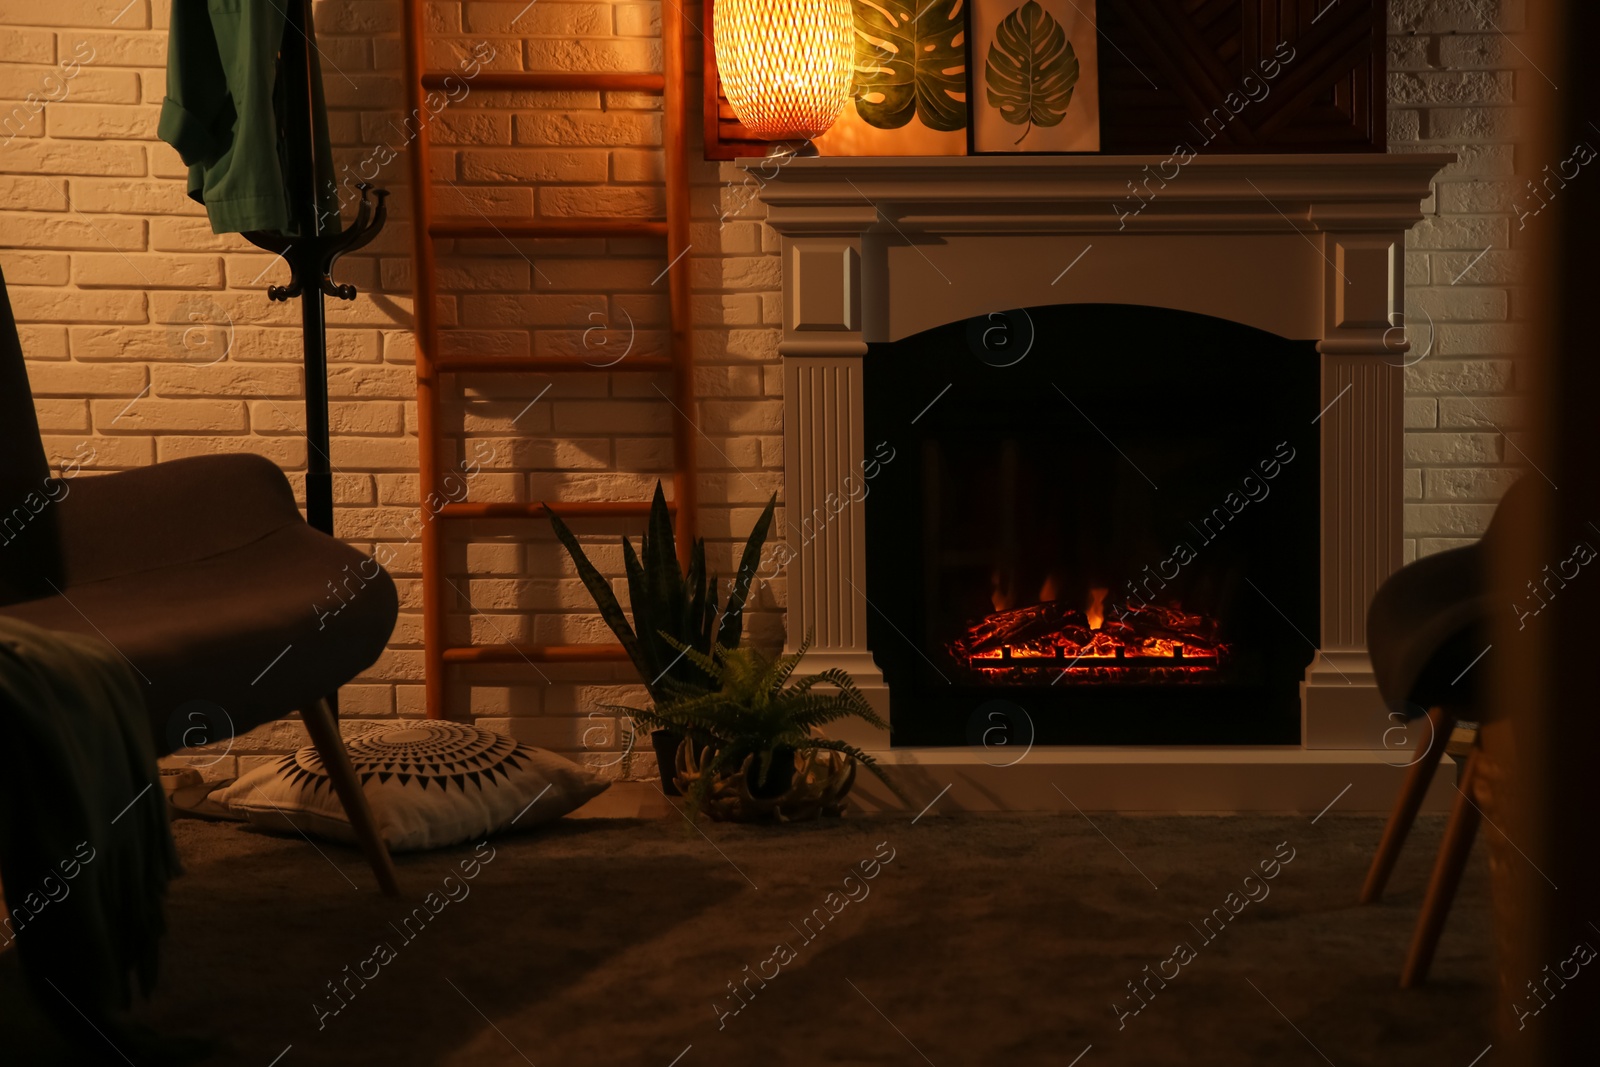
745, 151, 1458, 813
741, 154, 1456, 234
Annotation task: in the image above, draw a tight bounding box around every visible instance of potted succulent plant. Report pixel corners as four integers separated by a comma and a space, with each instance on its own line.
546, 482, 775, 792
607, 633, 902, 821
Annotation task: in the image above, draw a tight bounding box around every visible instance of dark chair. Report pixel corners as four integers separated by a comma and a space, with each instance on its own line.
0, 264, 399, 894
1362, 476, 1533, 986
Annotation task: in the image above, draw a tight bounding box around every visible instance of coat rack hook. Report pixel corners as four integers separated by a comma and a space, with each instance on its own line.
318, 184, 388, 300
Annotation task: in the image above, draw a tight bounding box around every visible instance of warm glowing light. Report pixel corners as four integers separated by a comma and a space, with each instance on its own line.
714, 0, 854, 142
946, 599, 1231, 684
1086, 586, 1108, 630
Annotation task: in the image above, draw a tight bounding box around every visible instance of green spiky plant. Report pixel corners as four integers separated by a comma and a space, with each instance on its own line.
547, 482, 775, 701
608, 632, 905, 816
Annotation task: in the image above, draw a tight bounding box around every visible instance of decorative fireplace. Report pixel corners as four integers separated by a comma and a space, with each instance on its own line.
748, 154, 1458, 811
863, 305, 1319, 746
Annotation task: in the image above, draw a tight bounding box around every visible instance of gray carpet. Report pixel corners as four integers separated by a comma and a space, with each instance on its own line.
3, 810, 1492, 1066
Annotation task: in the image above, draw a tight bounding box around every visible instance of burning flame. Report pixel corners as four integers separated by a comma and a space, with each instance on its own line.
947, 597, 1230, 684
1086, 586, 1108, 631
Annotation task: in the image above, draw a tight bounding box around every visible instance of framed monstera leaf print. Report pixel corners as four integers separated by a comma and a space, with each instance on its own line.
812, 0, 970, 156
969, 0, 1100, 153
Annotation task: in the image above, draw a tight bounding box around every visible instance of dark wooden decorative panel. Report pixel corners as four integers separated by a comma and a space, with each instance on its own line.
702, 0, 1386, 160
1097, 0, 1386, 152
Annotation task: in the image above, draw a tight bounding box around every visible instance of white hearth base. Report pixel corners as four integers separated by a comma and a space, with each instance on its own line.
847, 747, 1457, 815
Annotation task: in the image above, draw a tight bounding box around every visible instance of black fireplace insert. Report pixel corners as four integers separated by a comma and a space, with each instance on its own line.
862, 304, 1320, 747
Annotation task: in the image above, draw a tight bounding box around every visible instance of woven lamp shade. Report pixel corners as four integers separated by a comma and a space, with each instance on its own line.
713, 0, 855, 142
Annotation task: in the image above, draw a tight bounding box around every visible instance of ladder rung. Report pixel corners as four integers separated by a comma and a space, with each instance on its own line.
441, 643, 633, 664
430, 217, 668, 240
405, 0, 698, 722
438, 500, 672, 520
435, 355, 674, 373
422, 71, 665, 93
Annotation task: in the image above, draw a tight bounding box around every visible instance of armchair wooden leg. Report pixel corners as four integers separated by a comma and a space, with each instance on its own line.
1400, 742, 1482, 988
1361, 705, 1458, 904
301, 698, 400, 896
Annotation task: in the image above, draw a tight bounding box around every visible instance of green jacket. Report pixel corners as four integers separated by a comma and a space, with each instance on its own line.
157, 0, 340, 236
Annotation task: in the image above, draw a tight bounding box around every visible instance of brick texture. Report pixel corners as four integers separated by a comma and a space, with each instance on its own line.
2, 2, 1525, 774
1387, 6, 1528, 561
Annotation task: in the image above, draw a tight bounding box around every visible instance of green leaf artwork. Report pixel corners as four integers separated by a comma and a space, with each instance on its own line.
984, 0, 1080, 144
850, 0, 968, 132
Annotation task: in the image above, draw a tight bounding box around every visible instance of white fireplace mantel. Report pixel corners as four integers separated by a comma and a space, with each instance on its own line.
744, 153, 1457, 813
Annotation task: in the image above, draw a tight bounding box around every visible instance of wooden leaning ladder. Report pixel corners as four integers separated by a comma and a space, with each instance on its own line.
401, 2, 699, 719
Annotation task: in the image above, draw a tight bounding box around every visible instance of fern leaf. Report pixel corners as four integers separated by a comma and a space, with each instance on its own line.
769, 629, 813, 691
802, 738, 911, 804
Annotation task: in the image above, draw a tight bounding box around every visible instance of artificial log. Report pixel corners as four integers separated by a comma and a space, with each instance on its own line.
958, 601, 1090, 652
948, 598, 1230, 668
1121, 603, 1222, 644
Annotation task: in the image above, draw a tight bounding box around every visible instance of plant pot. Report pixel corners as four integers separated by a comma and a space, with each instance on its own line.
746, 746, 797, 799
652, 729, 686, 795
677, 744, 859, 822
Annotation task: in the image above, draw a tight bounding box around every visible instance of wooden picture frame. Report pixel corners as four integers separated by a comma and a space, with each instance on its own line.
967, 0, 1101, 154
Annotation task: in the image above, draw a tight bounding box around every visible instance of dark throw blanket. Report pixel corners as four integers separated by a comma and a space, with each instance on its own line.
0, 616, 180, 1053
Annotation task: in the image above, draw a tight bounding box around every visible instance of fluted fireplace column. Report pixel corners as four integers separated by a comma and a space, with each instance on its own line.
1303, 234, 1410, 749
773, 224, 893, 739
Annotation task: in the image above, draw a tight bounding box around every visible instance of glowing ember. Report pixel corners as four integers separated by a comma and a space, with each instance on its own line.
946, 598, 1231, 684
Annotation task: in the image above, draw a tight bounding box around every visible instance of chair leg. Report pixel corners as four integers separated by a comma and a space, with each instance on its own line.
301, 697, 400, 896
1400, 741, 1482, 988
1361, 705, 1458, 903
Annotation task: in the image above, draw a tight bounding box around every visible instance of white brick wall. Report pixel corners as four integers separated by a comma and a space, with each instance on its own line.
2, 1, 1525, 775
1388, 0, 1528, 561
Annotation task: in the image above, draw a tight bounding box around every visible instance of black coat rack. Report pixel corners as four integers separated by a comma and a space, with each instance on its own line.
242, 0, 386, 537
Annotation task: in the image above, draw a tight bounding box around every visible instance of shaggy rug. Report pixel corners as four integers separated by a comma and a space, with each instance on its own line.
1, 804, 1494, 1066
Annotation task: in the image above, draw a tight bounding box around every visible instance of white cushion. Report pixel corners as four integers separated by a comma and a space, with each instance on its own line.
216, 721, 608, 853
